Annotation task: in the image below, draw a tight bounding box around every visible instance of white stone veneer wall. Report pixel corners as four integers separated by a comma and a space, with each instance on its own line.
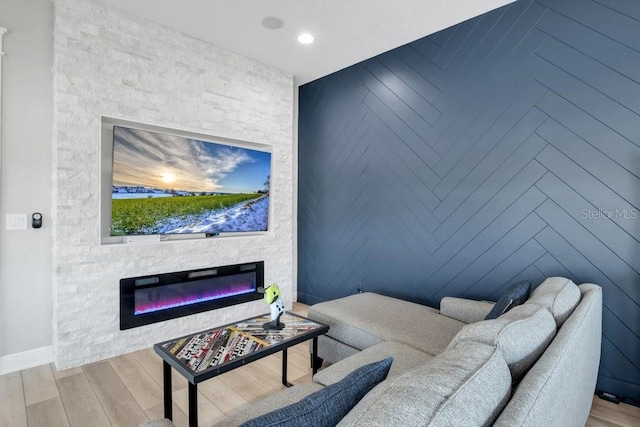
52, 0, 293, 369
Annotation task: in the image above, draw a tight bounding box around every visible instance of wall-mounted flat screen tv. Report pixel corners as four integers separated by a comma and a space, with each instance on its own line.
110, 126, 271, 236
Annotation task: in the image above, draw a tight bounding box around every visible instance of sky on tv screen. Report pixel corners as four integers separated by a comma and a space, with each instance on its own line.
112, 126, 270, 194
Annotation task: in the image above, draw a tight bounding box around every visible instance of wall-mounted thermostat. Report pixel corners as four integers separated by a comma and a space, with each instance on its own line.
32, 212, 43, 228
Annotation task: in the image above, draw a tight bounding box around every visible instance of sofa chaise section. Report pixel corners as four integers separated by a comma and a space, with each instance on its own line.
307, 292, 466, 363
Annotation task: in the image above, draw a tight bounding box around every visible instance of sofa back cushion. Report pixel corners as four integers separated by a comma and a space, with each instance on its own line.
527, 277, 581, 327
445, 304, 556, 382
337, 342, 511, 427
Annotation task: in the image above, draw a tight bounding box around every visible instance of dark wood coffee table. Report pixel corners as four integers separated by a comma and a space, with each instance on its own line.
154, 312, 329, 427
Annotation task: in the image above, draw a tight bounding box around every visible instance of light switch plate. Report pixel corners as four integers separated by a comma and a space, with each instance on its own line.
6, 214, 28, 230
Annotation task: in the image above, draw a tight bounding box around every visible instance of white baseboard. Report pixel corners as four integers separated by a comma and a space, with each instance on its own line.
0, 346, 54, 375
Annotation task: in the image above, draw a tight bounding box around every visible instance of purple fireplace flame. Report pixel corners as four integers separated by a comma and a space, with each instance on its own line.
134, 273, 256, 315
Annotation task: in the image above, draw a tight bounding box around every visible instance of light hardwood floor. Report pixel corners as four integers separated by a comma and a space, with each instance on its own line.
1, 303, 638, 427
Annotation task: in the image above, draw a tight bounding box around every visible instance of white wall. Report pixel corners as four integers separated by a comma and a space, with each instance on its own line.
52, 0, 294, 369
0, 0, 54, 358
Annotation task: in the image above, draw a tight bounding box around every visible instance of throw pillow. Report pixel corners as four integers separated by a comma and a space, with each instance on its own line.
484, 279, 532, 320
240, 357, 393, 427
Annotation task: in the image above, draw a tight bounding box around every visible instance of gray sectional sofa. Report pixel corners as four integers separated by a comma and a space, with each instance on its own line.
146, 277, 602, 426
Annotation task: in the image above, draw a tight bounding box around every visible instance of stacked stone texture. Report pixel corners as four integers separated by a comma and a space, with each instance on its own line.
52, 0, 294, 369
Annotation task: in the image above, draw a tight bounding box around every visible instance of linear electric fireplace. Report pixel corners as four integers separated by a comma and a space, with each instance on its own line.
120, 261, 264, 330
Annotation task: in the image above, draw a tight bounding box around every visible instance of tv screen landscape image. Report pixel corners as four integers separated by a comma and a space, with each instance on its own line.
110, 126, 271, 236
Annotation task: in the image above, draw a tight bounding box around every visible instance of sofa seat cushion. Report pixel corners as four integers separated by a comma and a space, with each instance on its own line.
308, 292, 465, 356
527, 277, 581, 326
445, 304, 556, 382
337, 341, 512, 427
212, 382, 324, 427
313, 341, 434, 386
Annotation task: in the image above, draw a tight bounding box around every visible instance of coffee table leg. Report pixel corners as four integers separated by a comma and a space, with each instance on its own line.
163, 361, 172, 420
312, 337, 320, 375
189, 382, 198, 427
282, 348, 291, 387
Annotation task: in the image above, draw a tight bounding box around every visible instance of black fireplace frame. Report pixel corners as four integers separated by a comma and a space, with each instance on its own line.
120, 261, 264, 330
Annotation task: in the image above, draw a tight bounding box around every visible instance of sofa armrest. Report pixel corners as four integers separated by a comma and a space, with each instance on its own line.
440, 297, 495, 323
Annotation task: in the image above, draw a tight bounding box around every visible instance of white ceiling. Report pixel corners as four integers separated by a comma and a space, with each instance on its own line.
100, 0, 515, 85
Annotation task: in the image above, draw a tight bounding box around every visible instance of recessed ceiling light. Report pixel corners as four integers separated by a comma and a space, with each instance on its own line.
261, 16, 285, 30
297, 33, 314, 44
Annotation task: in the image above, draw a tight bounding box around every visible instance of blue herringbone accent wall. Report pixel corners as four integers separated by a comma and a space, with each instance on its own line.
298, 0, 640, 402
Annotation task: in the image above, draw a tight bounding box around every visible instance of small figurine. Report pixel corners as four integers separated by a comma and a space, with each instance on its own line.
262, 283, 285, 330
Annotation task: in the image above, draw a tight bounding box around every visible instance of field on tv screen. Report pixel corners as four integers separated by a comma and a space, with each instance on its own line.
111, 193, 268, 236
